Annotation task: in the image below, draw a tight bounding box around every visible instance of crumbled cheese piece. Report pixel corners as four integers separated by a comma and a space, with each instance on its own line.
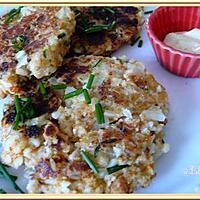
113, 144, 123, 158
122, 108, 133, 121
15, 50, 29, 76
141, 108, 166, 122
20, 7, 36, 17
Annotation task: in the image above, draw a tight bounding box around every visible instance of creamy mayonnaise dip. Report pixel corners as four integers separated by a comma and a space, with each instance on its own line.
164, 28, 200, 54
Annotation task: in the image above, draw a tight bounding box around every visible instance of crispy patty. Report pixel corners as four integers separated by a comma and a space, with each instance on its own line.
0, 6, 75, 97
0, 55, 168, 193
70, 7, 144, 56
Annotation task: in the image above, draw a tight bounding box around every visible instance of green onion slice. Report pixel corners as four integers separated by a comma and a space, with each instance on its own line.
107, 164, 129, 174
83, 89, 91, 104
144, 10, 153, 15
104, 8, 115, 14
20, 97, 30, 102
11, 35, 27, 52
84, 21, 116, 33
57, 32, 66, 39
86, 74, 95, 89
0, 162, 24, 193
80, 150, 99, 174
95, 103, 105, 124
38, 81, 47, 96
13, 113, 20, 130
13, 95, 21, 130
138, 39, 143, 48
4, 6, 23, 24
14, 95, 21, 113
130, 36, 141, 46
43, 50, 47, 58
93, 59, 102, 68
50, 84, 67, 90
64, 88, 83, 100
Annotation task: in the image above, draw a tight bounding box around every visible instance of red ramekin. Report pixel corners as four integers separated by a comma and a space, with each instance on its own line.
146, 7, 200, 78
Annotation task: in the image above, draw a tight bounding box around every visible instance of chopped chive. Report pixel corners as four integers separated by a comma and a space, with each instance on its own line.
11, 35, 27, 52
50, 84, 67, 90
0, 162, 24, 193
4, 6, 23, 24
95, 103, 105, 124
130, 36, 141, 46
43, 50, 47, 58
13, 113, 20, 130
104, 8, 115, 14
64, 88, 83, 100
138, 39, 143, 48
22, 103, 35, 119
13, 95, 21, 130
86, 74, 95, 89
14, 95, 21, 113
57, 32, 66, 39
80, 150, 99, 174
38, 81, 47, 96
94, 139, 117, 157
144, 10, 153, 15
0, 188, 6, 194
93, 59, 102, 68
84, 21, 116, 33
20, 97, 30, 102
94, 145, 101, 158
83, 89, 91, 105
107, 164, 129, 174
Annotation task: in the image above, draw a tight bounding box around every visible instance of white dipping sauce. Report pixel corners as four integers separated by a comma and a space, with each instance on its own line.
164, 28, 200, 54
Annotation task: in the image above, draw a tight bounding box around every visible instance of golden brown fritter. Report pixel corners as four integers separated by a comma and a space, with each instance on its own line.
70, 7, 144, 56
0, 55, 169, 193
0, 6, 75, 97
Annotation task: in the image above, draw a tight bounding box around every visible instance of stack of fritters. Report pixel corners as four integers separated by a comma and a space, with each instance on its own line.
0, 6, 169, 194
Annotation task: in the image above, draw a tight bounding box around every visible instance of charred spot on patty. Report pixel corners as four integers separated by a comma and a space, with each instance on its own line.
5, 110, 16, 124
26, 125, 42, 138
54, 64, 89, 84
86, 32, 106, 45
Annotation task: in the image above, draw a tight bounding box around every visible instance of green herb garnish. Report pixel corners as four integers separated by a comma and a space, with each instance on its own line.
4, 6, 23, 24
0, 162, 24, 193
22, 102, 35, 119
130, 36, 141, 46
13, 95, 21, 130
138, 39, 143, 48
38, 81, 47, 96
64, 88, 83, 100
50, 84, 67, 90
0, 188, 6, 194
95, 103, 105, 124
80, 150, 99, 174
57, 32, 66, 39
107, 164, 129, 174
13, 96, 35, 130
144, 10, 153, 15
43, 50, 47, 58
83, 89, 91, 105
104, 8, 115, 14
11, 35, 27, 52
86, 74, 95, 89
13, 112, 20, 130
93, 59, 102, 68
84, 21, 116, 33
94, 139, 117, 158
20, 97, 30, 102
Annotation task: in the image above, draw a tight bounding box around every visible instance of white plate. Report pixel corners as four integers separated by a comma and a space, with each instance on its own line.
0, 6, 200, 194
